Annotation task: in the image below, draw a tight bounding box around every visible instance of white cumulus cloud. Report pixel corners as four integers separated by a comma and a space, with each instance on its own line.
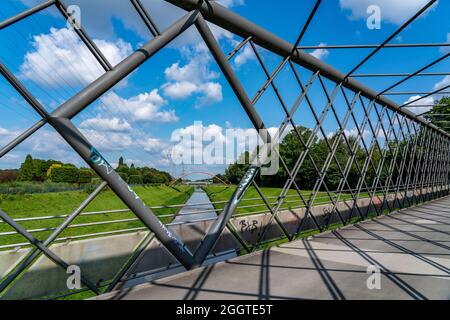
141, 138, 165, 154
234, 43, 257, 67
161, 81, 198, 100
162, 45, 223, 107
309, 43, 330, 60
404, 95, 436, 114
100, 90, 178, 123
439, 33, 450, 54
20, 27, 132, 88
79, 117, 131, 132
339, 0, 437, 25
169, 122, 283, 165
433, 75, 450, 91
80, 129, 134, 152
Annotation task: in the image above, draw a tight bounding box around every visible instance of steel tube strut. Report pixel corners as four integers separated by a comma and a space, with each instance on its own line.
192, 15, 267, 265
0, 11, 198, 159
165, 0, 449, 138
196, 17, 266, 135
0, 118, 46, 158
352, 72, 450, 77
0, 0, 56, 30
6, 86, 195, 270
345, 0, 437, 77
52, 11, 199, 120
55, 0, 113, 71
297, 43, 450, 49
0, 181, 108, 293
0, 209, 100, 294
51, 117, 195, 268
0, 14, 201, 269
130, 0, 161, 36
291, 0, 322, 51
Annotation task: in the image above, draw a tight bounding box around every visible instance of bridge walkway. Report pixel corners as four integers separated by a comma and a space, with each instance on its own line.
96, 196, 450, 300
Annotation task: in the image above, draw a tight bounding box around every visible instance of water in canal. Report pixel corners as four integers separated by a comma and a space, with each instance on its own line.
172, 187, 217, 223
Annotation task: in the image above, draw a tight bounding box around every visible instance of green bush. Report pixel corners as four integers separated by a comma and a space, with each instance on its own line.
91, 177, 103, 184
49, 166, 79, 183
142, 169, 171, 184
128, 175, 143, 185
78, 169, 93, 184
18, 155, 63, 182
118, 172, 129, 182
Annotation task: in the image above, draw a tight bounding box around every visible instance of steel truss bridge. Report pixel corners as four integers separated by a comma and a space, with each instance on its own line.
0, 0, 449, 299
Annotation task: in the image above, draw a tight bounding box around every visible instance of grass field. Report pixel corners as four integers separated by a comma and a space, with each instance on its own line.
0, 184, 194, 248
0, 183, 379, 248
203, 184, 380, 216
203, 185, 357, 216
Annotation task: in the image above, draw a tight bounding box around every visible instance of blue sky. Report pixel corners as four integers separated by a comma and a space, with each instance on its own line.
0, 0, 449, 178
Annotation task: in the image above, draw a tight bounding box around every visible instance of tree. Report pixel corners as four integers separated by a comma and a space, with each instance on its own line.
128, 175, 143, 185
425, 96, 450, 133
129, 163, 139, 176
116, 156, 129, 175
14, 154, 171, 186
17, 154, 34, 181
276, 127, 318, 189
224, 151, 250, 184
213, 174, 228, 184
223, 126, 372, 191
47, 163, 62, 178
118, 156, 125, 168
118, 172, 129, 182
33, 159, 61, 181
18, 155, 64, 182
142, 167, 171, 184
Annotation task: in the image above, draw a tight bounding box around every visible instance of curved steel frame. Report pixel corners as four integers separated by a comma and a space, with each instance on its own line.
0, 0, 449, 298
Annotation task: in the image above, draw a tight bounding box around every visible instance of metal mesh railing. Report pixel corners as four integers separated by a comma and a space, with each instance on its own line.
0, 0, 449, 299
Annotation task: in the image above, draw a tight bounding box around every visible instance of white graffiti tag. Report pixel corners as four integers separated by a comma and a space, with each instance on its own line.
127, 185, 140, 200
158, 220, 185, 251
89, 147, 114, 175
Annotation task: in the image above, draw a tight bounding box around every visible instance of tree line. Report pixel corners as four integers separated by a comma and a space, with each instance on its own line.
425, 96, 449, 134
116, 157, 172, 184
220, 125, 431, 191
220, 97, 450, 190
0, 155, 172, 185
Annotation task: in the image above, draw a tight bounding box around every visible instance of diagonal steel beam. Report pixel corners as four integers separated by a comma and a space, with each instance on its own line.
0, 13, 201, 270
52, 10, 199, 120
379, 52, 450, 95
0, 209, 99, 294
345, 0, 437, 77
192, 15, 270, 265
0, 11, 199, 157
130, 0, 161, 36
0, 0, 55, 30
0, 181, 108, 294
164, 0, 449, 138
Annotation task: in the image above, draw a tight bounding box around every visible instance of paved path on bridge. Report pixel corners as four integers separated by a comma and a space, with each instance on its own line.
97, 196, 450, 300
